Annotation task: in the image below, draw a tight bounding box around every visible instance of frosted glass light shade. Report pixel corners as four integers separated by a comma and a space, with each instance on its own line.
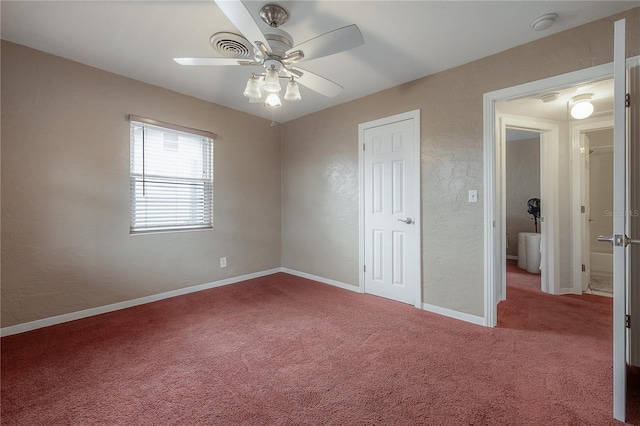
570, 99, 594, 119
243, 76, 262, 99
263, 68, 281, 93
264, 92, 282, 107
284, 80, 301, 101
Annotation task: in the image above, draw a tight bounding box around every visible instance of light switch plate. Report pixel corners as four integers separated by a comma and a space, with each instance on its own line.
468, 190, 478, 203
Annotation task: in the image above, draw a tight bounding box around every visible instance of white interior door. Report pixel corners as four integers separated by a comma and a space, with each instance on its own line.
609, 18, 627, 422
362, 113, 419, 306
582, 133, 592, 292
628, 55, 640, 368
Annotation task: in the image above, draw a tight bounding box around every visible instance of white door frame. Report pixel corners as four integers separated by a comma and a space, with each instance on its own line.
359, 109, 422, 308
498, 115, 560, 299
570, 117, 614, 295
483, 62, 616, 327
612, 19, 628, 421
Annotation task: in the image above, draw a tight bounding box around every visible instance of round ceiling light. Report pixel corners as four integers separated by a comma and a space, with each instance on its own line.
570, 94, 594, 120
531, 13, 558, 31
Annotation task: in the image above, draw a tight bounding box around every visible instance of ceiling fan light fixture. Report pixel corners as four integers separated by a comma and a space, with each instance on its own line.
265, 92, 282, 108
243, 75, 262, 99
570, 94, 594, 119
284, 79, 301, 101
263, 67, 282, 93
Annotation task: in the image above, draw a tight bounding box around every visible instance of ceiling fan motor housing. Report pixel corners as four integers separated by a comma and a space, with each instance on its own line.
263, 30, 293, 59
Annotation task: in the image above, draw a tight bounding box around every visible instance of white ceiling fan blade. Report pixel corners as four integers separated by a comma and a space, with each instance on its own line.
287, 24, 363, 62
291, 67, 343, 98
214, 0, 272, 54
174, 57, 251, 66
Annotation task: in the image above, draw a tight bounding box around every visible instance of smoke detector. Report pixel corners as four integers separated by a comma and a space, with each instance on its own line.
531, 13, 558, 31
540, 92, 560, 103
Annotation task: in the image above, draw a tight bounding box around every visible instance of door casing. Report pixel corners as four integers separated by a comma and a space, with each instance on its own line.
570, 117, 614, 295
483, 62, 617, 327
359, 110, 422, 308
499, 115, 560, 300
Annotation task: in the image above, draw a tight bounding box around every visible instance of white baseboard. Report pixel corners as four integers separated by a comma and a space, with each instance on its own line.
2, 267, 487, 337
506, 255, 518, 260
280, 268, 360, 293
1, 268, 281, 337
280, 269, 487, 326
421, 302, 486, 326
280, 268, 487, 326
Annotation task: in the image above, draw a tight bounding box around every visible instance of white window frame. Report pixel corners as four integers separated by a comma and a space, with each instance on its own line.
128, 115, 216, 234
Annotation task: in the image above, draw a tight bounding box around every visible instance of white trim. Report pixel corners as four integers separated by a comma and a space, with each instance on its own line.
1, 268, 281, 337
284, 268, 485, 327
484, 62, 618, 327
358, 109, 422, 308
570, 117, 614, 295
280, 268, 359, 292
499, 115, 560, 296
506, 255, 518, 260
612, 19, 627, 422
422, 302, 486, 326
1, 265, 487, 338
483, 91, 498, 327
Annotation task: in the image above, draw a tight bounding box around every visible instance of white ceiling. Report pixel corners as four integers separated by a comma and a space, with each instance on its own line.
500, 78, 614, 122
1, 1, 636, 123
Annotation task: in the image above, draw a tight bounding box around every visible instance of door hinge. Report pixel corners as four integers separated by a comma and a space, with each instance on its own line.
581, 205, 585, 213
626, 93, 631, 108
626, 314, 631, 329
363, 143, 366, 151
364, 265, 366, 273
582, 264, 586, 272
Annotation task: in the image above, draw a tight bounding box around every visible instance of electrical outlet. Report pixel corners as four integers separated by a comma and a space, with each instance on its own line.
220, 257, 227, 268
468, 190, 478, 203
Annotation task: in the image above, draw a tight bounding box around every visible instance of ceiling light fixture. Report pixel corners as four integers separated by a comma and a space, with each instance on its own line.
284, 79, 301, 101
264, 92, 282, 108
531, 13, 558, 31
242, 59, 302, 108
174, 3, 365, 112
263, 65, 282, 93
243, 75, 262, 99
570, 94, 594, 119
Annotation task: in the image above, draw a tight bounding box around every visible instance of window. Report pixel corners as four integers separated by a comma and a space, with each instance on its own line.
129, 115, 215, 233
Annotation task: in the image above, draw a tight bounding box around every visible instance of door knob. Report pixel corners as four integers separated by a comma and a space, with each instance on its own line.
598, 234, 640, 247
597, 235, 614, 244
397, 218, 413, 224
625, 235, 640, 246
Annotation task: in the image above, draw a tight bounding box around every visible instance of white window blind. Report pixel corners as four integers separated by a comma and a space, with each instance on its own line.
129, 118, 214, 233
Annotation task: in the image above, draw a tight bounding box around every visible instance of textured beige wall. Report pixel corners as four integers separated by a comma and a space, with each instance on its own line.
1, 41, 282, 327
506, 138, 541, 257
281, 8, 640, 316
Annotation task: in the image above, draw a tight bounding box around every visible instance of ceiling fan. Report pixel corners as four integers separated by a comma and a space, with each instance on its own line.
174, 1, 364, 107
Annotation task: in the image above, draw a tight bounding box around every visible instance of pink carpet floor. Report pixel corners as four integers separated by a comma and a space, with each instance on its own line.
0, 266, 628, 425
